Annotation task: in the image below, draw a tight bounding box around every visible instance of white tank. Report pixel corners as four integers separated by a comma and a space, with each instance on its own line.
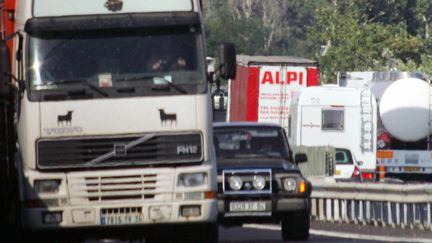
379, 78, 432, 142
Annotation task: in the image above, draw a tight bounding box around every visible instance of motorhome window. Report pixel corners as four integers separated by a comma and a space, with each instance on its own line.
27, 26, 206, 100
322, 109, 344, 131
214, 127, 291, 160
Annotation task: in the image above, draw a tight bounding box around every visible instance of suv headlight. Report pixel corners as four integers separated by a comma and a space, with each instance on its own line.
282, 178, 297, 192
252, 175, 266, 190
228, 176, 243, 191
34, 179, 61, 194
178, 173, 207, 187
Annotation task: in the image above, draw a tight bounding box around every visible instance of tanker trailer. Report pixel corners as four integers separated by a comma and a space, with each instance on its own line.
339, 71, 432, 180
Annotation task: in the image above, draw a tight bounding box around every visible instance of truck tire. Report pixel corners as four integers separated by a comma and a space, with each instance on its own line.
186, 223, 218, 243
146, 223, 218, 243
281, 211, 310, 241
200, 223, 218, 243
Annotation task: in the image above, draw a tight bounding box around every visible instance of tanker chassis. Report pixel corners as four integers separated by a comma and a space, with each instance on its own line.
1, 0, 236, 242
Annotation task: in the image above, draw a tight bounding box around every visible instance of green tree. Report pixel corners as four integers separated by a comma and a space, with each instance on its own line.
204, 0, 325, 58
309, 0, 427, 83
205, 0, 432, 82
204, 2, 269, 57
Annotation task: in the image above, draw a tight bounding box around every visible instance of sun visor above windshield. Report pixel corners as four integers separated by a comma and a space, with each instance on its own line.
33, 0, 194, 17
25, 12, 200, 33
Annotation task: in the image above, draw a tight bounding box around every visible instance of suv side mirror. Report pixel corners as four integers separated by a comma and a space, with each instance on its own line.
218, 42, 236, 80
295, 153, 308, 164
0, 42, 11, 98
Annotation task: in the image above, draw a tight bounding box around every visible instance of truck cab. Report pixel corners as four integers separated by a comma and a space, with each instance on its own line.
1, 0, 236, 241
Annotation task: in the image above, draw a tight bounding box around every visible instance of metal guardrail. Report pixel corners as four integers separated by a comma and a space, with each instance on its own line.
308, 177, 432, 231
292, 146, 335, 177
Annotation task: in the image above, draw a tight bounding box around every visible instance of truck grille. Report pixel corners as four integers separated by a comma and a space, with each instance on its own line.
37, 133, 202, 169
68, 169, 174, 205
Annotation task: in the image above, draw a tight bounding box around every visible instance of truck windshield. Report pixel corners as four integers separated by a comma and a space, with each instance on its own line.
27, 26, 206, 100
214, 127, 291, 160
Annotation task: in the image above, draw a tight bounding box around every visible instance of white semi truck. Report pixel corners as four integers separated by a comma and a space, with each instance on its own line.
339, 71, 432, 180
0, 0, 236, 242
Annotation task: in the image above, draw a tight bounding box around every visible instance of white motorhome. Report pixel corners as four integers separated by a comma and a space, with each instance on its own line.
288, 86, 377, 178
0, 0, 236, 242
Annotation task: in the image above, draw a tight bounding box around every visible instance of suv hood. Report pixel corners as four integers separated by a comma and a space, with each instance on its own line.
217, 157, 300, 173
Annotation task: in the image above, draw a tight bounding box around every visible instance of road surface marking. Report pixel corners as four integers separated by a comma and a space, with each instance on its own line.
243, 224, 431, 243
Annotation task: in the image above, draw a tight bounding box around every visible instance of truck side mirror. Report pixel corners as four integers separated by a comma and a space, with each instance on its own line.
218, 42, 236, 80
206, 57, 215, 83
295, 153, 308, 164
0, 42, 11, 98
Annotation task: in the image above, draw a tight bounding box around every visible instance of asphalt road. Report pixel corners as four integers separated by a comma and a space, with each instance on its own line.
80, 221, 432, 243
219, 225, 377, 243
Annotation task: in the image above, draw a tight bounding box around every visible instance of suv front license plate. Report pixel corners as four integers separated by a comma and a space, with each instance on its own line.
229, 201, 267, 212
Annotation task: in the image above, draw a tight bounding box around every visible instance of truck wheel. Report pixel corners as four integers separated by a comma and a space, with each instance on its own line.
281, 211, 310, 241
146, 223, 218, 243
19, 232, 58, 243
188, 223, 218, 243
146, 237, 172, 243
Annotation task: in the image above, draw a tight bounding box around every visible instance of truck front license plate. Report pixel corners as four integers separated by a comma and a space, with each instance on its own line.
229, 201, 267, 212
100, 214, 143, 225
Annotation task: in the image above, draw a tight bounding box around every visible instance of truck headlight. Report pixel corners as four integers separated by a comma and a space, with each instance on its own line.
282, 178, 297, 192
178, 173, 207, 187
228, 176, 243, 191
252, 175, 266, 190
34, 179, 61, 194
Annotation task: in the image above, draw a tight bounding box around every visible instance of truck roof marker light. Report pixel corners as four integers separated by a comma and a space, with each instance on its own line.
298, 181, 306, 193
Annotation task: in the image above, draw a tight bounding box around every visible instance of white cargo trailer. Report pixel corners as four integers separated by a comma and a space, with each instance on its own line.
288, 86, 377, 177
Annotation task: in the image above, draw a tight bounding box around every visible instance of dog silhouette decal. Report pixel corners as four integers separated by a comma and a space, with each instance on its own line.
104, 0, 123, 12
58, 111, 73, 126
159, 109, 177, 125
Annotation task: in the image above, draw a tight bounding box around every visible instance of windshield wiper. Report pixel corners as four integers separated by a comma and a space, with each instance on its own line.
116, 75, 188, 94
42, 88, 93, 100
116, 75, 154, 82
116, 87, 136, 93
152, 76, 187, 94
259, 153, 282, 159
54, 79, 109, 97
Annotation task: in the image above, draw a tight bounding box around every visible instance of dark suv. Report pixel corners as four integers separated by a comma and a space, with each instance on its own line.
213, 122, 311, 241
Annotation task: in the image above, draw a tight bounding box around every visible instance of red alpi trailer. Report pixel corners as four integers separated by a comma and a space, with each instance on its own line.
227, 55, 318, 132
1, 0, 15, 51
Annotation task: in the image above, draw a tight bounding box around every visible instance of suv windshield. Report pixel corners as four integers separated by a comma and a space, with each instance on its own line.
28, 26, 206, 100
214, 126, 291, 160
